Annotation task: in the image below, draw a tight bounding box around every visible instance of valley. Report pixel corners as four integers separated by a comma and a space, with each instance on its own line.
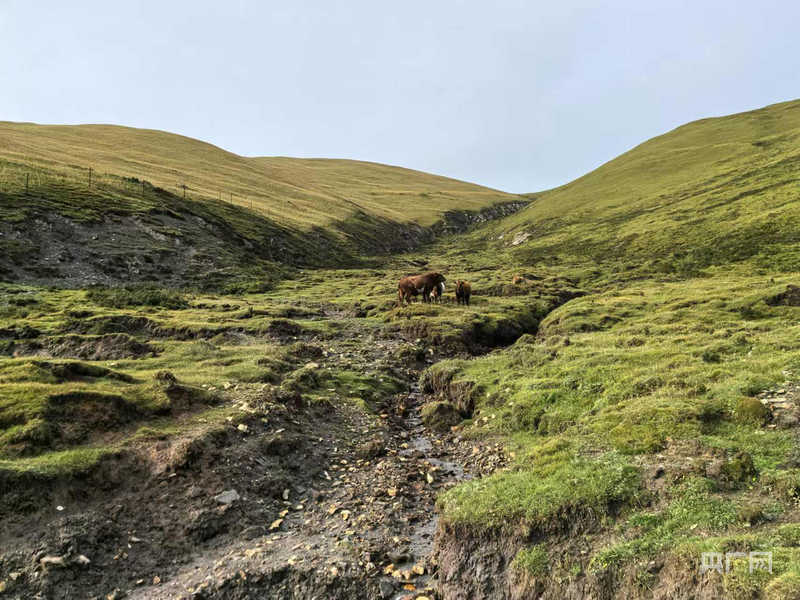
2, 100, 800, 599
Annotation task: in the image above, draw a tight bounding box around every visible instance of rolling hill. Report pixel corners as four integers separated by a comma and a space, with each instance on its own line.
0, 122, 516, 229
494, 99, 800, 275
0, 122, 522, 287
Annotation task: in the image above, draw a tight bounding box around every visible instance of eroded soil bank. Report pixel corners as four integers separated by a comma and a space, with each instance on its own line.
0, 303, 517, 600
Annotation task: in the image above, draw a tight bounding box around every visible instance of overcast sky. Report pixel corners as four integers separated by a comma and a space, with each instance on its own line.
2, 0, 798, 193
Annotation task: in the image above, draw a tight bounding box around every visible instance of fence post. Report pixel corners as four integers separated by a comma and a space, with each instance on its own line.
142, 180, 145, 198
182, 184, 187, 199
25, 173, 29, 195
88, 167, 92, 187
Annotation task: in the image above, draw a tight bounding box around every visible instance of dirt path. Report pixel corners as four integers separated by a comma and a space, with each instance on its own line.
0, 312, 512, 600
120, 383, 476, 600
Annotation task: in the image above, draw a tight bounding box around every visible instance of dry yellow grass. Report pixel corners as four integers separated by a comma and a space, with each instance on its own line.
0, 122, 517, 229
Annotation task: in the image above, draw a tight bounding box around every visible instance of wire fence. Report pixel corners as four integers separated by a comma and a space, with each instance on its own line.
0, 158, 276, 221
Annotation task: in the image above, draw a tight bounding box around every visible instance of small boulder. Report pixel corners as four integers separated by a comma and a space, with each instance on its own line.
733, 397, 769, 425
721, 451, 758, 487
356, 439, 386, 459
214, 490, 240, 504
379, 579, 397, 599
40, 556, 68, 570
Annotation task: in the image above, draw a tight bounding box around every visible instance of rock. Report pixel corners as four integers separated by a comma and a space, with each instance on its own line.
734, 397, 769, 424
40, 555, 68, 569
721, 451, 758, 487
379, 579, 397, 599
222, 382, 232, 390
73, 555, 91, 566
214, 490, 240, 504
154, 370, 177, 384
153, 575, 161, 585
510, 231, 532, 246
357, 439, 386, 459
237, 423, 249, 433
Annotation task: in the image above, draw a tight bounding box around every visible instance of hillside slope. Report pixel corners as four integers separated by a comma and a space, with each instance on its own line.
499, 99, 800, 274
0, 122, 522, 287
0, 122, 515, 229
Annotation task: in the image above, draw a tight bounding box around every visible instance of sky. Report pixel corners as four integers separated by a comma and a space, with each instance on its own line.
2, 0, 799, 193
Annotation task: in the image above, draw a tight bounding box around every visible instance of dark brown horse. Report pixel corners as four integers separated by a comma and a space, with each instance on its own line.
454, 280, 471, 306
398, 272, 446, 306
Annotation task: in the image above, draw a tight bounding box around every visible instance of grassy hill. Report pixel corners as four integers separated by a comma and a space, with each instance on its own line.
0, 122, 520, 288
0, 122, 516, 229
412, 101, 800, 598
495, 99, 800, 275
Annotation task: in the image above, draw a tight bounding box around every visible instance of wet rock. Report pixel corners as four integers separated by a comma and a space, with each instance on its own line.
379, 579, 397, 599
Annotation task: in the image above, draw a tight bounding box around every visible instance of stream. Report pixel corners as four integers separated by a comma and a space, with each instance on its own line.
385, 384, 471, 599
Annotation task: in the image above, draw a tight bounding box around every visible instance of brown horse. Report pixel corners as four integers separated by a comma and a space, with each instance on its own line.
398, 272, 446, 306
454, 280, 471, 306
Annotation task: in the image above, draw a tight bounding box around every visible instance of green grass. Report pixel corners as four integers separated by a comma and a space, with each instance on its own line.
512, 545, 549, 578
439, 447, 640, 529
496, 100, 800, 276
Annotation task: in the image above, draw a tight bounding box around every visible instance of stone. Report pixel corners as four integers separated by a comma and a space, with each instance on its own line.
379, 580, 397, 599
73, 555, 91, 566
40, 556, 67, 569
214, 490, 240, 504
